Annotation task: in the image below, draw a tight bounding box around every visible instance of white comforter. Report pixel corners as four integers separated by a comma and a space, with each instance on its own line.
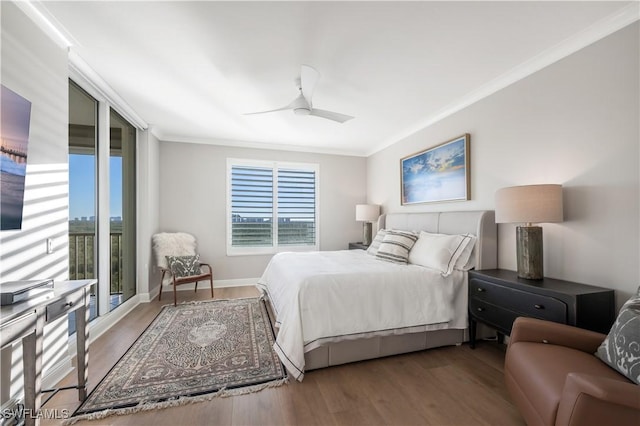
256, 250, 466, 380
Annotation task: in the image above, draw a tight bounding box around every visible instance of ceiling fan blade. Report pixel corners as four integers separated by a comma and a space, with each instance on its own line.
245, 93, 310, 116
309, 108, 354, 123
244, 102, 295, 116
300, 64, 319, 104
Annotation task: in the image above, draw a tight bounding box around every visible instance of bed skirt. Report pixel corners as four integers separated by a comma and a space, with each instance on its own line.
304, 328, 467, 370
263, 296, 467, 372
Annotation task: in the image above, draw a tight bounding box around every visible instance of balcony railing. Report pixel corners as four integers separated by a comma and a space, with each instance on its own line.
231, 221, 316, 246
69, 232, 123, 295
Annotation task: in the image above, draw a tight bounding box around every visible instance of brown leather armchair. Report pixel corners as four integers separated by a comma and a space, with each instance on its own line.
504, 317, 640, 426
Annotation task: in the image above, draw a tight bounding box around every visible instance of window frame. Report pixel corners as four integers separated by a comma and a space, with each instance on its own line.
226, 158, 320, 256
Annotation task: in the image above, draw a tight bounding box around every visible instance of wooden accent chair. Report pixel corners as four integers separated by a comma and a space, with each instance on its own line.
152, 232, 213, 306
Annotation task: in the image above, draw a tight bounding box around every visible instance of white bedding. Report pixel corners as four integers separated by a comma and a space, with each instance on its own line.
256, 249, 468, 381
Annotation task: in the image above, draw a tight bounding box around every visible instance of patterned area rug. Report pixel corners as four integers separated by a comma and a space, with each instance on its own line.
68, 297, 286, 423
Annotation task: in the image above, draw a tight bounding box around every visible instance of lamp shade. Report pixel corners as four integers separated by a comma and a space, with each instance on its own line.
495, 184, 563, 224
355, 204, 380, 222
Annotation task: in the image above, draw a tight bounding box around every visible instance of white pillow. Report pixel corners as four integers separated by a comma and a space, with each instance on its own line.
375, 230, 418, 264
458, 240, 477, 271
409, 231, 476, 276
366, 229, 388, 256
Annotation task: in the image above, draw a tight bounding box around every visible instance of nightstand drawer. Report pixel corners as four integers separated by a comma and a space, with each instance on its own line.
46, 290, 84, 323
470, 278, 567, 322
468, 299, 521, 334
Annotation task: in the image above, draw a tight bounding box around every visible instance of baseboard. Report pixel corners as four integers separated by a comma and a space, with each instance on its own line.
173, 277, 258, 289
115, 277, 260, 308
144, 278, 259, 300
41, 357, 73, 392
67, 294, 141, 357
215, 278, 259, 288
139, 286, 160, 303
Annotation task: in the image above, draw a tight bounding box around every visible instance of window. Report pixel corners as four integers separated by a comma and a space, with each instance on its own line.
227, 159, 319, 255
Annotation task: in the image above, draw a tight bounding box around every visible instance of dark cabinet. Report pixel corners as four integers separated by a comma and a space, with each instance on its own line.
468, 269, 615, 348
348, 242, 369, 250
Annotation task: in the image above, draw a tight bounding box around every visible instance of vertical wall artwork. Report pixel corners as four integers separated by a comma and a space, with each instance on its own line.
1, 85, 32, 230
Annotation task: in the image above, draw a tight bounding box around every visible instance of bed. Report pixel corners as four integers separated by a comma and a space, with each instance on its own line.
257, 210, 497, 380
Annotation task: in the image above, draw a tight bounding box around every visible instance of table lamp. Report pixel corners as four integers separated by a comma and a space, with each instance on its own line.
495, 184, 563, 279
355, 204, 380, 246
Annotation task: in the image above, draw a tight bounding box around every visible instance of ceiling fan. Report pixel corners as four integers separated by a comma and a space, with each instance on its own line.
245, 65, 354, 123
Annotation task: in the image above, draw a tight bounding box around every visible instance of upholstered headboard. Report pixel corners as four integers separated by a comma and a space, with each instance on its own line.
378, 210, 497, 270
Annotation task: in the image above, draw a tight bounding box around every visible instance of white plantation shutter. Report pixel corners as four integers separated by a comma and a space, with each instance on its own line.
278, 168, 316, 246
230, 165, 273, 247
228, 160, 318, 254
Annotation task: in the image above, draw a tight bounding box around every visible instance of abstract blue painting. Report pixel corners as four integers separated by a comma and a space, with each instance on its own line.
401, 134, 470, 205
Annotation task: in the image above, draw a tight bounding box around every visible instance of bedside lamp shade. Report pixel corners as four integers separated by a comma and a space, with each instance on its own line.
355, 204, 380, 222
495, 184, 563, 225
495, 184, 563, 280
355, 204, 380, 246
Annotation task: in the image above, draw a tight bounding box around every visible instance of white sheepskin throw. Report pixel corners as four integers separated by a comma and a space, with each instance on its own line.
152, 232, 197, 269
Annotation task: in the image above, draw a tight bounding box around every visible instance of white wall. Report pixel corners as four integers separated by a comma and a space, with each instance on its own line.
137, 129, 161, 300
0, 1, 70, 404
157, 142, 366, 288
368, 23, 639, 307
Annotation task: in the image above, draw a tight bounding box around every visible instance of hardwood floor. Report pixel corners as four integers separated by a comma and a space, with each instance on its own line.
42, 287, 524, 426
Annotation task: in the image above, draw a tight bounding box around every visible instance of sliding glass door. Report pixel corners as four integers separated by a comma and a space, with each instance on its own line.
68, 81, 98, 324
68, 80, 138, 327
109, 109, 136, 309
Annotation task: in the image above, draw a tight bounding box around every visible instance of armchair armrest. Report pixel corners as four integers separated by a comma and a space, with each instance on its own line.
199, 263, 213, 275
556, 373, 640, 426
509, 317, 606, 354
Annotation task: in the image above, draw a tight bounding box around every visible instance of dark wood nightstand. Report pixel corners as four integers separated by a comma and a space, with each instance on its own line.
468, 269, 615, 348
348, 242, 369, 250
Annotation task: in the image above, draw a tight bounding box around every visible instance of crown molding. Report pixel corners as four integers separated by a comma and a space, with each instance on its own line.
159, 134, 366, 157
13, 0, 75, 49
148, 125, 165, 142
16, 1, 148, 131
68, 51, 148, 130
368, 2, 640, 157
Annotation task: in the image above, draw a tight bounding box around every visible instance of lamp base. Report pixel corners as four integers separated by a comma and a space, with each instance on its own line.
516, 226, 544, 280
363, 222, 373, 246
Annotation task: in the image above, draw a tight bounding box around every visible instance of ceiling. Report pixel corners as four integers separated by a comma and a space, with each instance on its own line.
38, 1, 635, 156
